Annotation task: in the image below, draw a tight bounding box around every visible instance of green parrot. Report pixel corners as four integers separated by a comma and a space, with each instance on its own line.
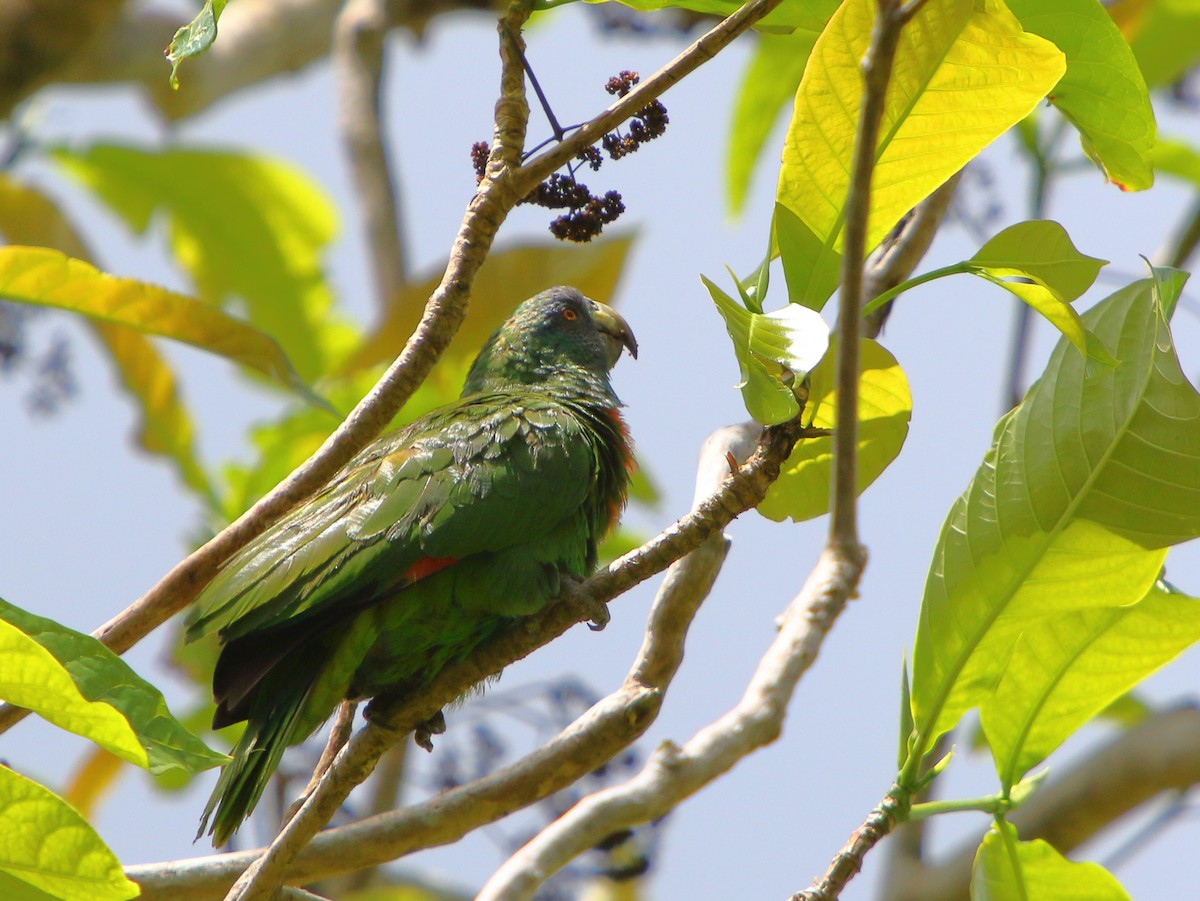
186, 286, 637, 844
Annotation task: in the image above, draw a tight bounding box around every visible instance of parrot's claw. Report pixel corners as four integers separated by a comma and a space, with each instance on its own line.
586, 601, 611, 631
414, 710, 447, 752
563, 575, 610, 630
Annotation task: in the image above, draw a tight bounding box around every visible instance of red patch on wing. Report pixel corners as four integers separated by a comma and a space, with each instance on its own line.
404, 556, 458, 583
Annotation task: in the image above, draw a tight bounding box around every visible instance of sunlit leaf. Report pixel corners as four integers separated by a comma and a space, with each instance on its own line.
0, 767, 139, 901
1151, 136, 1200, 188
777, 0, 1064, 285
0, 245, 315, 398
909, 271, 1200, 753
0, 175, 215, 502
344, 236, 636, 376
1007, 0, 1156, 192
704, 275, 829, 425
166, 0, 229, 88
966, 220, 1108, 359
0, 597, 227, 775
972, 820, 1131, 901
982, 581, 1200, 789
53, 144, 352, 381
759, 338, 910, 521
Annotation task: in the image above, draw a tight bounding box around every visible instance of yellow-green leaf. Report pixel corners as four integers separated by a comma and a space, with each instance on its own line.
53, 144, 351, 381
0, 245, 311, 395
777, 0, 1065, 278
1007, 0, 1156, 192
973, 820, 1131, 901
0, 597, 227, 775
0, 174, 216, 503
759, 338, 911, 521
0, 767, 139, 901
1151, 135, 1200, 186
0, 615, 146, 768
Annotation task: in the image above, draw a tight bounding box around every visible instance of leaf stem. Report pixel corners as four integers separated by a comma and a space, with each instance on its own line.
860, 262, 971, 318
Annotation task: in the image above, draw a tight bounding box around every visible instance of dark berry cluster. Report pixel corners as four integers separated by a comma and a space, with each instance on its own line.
469, 70, 670, 242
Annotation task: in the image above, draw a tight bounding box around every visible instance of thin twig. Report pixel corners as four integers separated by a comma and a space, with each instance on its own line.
334, 0, 408, 311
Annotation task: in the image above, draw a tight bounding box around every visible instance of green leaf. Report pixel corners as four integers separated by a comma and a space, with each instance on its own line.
0, 245, 315, 399
586, 0, 840, 32
0, 767, 139, 901
1111, 0, 1200, 89
1006, 0, 1156, 192
0, 173, 216, 504
775, 203, 841, 311
53, 144, 351, 382
777, 0, 1065, 279
704, 275, 830, 425
908, 272, 1200, 763
758, 338, 911, 521
972, 820, 1131, 901
966, 220, 1108, 359
726, 27, 825, 216
982, 581, 1200, 790
166, 0, 229, 89
0, 597, 227, 775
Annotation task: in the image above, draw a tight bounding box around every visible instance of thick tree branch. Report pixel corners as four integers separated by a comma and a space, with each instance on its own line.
335, 0, 408, 311
128, 423, 786, 901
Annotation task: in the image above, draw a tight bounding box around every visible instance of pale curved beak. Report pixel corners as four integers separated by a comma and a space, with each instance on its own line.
587, 298, 638, 369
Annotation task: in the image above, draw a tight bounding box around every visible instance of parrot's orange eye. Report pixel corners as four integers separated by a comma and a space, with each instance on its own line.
562, 308, 578, 321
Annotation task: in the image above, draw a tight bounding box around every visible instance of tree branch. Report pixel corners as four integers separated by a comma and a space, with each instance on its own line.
335, 0, 408, 312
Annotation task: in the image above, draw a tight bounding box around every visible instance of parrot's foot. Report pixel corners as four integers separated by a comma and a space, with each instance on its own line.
414, 710, 447, 751
562, 575, 610, 631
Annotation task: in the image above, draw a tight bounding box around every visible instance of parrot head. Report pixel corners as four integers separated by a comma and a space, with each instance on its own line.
463, 286, 637, 395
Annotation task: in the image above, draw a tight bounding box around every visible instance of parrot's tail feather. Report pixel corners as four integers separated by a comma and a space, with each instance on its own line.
200, 678, 311, 846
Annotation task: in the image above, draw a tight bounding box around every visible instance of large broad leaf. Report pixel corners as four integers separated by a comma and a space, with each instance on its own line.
0, 176, 215, 502
0, 598, 226, 775
585, 0, 839, 32
343, 236, 635, 376
981, 581, 1200, 789
703, 276, 829, 425
0, 245, 315, 398
166, 0, 228, 88
725, 16, 833, 215
759, 338, 911, 521
1007, 0, 1156, 192
0, 767, 139, 901
776, 0, 1065, 308
53, 144, 352, 382
972, 820, 1131, 901
909, 271, 1200, 754
1110, 0, 1200, 89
